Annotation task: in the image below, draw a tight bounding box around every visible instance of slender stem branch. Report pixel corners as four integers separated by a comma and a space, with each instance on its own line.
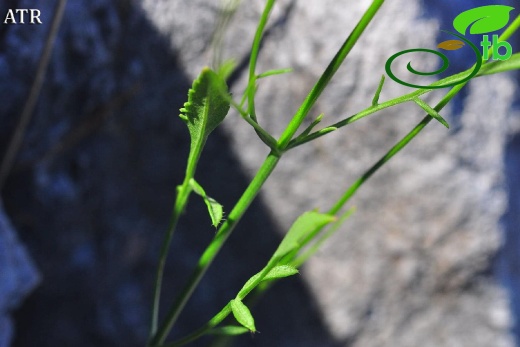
149, 178, 192, 338
0, 0, 68, 191
159, 304, 233, 347
247, 0, 276, 121
150, 115, 206, 337
277, 0, 384, 149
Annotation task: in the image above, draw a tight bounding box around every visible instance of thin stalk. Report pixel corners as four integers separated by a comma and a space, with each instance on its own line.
247, 0, 276, 121
150, 153, 280, 345
160, 305, 233, 347
277, 0, 385, 149
0, 0, 68, 191
149, 177, 193, 338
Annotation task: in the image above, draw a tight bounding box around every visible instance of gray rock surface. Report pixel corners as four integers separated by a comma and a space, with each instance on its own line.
1, 0, 519, 346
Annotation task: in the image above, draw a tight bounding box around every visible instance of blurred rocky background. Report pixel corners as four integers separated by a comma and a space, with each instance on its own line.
0, 0, 519, 346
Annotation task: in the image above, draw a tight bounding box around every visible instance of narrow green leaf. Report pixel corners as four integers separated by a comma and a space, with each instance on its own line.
179, 67, 231, 160
316, 126, 337, 136
257, 67, 293, 79
413, 97, 449, 129
292, 208, 355, 267
299, 114, 324, 138
371, 75, 385, 106
230, 299, 256, 332
206, 326, 249, 336
189, 179, 224, 227
263, 265, 299, 280
238, 265, 299, 298
272, 211, 336, 261
453, 5, 514, 35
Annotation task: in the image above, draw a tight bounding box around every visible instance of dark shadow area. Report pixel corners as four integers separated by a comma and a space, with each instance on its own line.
0, 1, 343, 346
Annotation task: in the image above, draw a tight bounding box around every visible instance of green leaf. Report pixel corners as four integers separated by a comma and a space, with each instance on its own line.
292, 208, 355, 267
263, 265, 299, 280
238, 265, 299, 298
189, 179, 224, 227
453, 5, 514, 35
179, 67, 231, 163
257, 67, 293, 79
372, 75, 385, 106
206, 326, 250, 336
300, 113, 324, 138
272, 211, 336, 261
230, 299, 256, 332
412, 97, 449, 128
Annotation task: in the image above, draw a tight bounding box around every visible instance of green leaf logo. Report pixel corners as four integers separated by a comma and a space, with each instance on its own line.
453, 5, 514, 35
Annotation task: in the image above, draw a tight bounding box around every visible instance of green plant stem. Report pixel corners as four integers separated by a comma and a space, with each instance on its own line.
150, 152, 280, 346
159, 304, 233, 347
247, 0, 276, 121
150, 121, 209, 337
150, 181, 194, 338
277, 0, 385, 150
